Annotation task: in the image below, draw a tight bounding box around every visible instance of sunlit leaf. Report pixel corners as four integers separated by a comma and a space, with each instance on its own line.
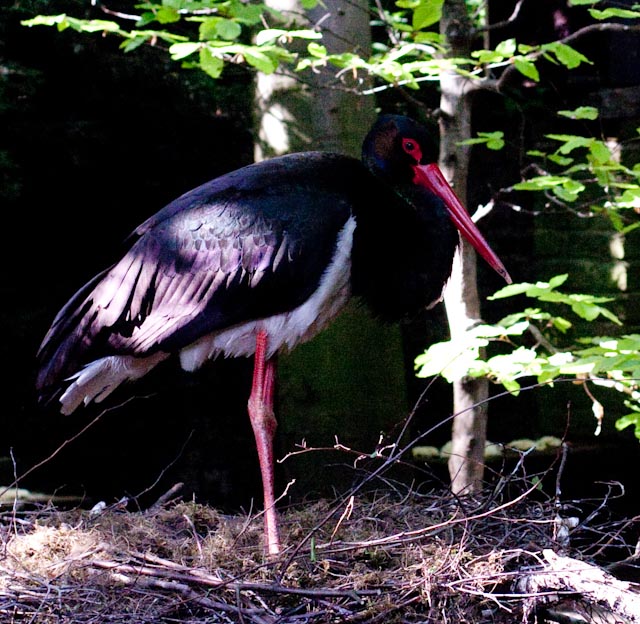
120, 36, 148, 52
156, 7, 181, 23
228, 0, 263, 24
589, 140, 612, 164
216, 19, 242, 40
199, 47, 224, 78
590, 7, 640, 19
412, 0, 444, 30
496, 38, 516, 55
307, 42, 327, 57
256, 28, 322, 45
513, 175, 570, 191
558, 106, 599, 120
513, 57, 539, 81
615, 413, 640, 439
459, 131, 504, 150
616, 188, 640, 208
548, 153, 574, 166
548, 42, 591, 68
472, 49, 505, 63
244, 49, 278, 73
546, 134, 593, 154
169, 41, 201, 60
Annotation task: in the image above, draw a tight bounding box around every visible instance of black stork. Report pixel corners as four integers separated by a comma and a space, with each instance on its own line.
36, 114, 511, 555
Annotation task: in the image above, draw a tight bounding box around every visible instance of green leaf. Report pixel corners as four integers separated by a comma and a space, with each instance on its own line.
244, 49, 278, 73
548, 42, 591, 68
590, 7, 640, 19
22, 14, 121, 33
551, 316, 573, 333
199, 47, 224, 78
489, 275, 569, 301
496, 38, 517, 56
513, 57, 539, 81
548, 153, 574, 166
472, 49, 505, 63
307, 42, 327, 57
513, 175, 571, 191
199, 18, 220, 41
155, 6, 181, 24
216, 19, 242, 40
551, 178, 585, 202
546, 133, 593, 154
169, 42, 201, 60
120, 36, 148, 53
589, 140, 612, 164
414, 31, 443, 44
615, 413, 640, 439
301, 0, 318, 8
548, 274, 570, 289
484, 131, 505, 150
459, 131, 504, 150
558, 106, 599, 120
616, 187, 640, 209
228, 0, 264, 25
412, 0, 444, 30
136, 11, 157, 27
22, 14, 67, 27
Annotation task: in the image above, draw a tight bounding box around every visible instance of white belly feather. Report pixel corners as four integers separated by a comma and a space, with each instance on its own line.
179, 216, 355, 369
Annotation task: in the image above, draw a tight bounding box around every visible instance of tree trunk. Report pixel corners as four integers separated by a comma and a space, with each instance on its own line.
254, 0, 409, 498
440, 0, 488, 494
255, 0, 373, 157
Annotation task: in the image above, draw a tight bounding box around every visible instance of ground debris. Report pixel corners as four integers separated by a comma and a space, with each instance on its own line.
0, 478, 638, 623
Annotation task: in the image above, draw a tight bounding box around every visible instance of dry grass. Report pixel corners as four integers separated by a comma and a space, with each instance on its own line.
0, 454, 638, 624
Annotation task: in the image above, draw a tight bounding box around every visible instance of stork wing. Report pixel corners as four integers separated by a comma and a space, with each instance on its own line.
36, 153, 360, 400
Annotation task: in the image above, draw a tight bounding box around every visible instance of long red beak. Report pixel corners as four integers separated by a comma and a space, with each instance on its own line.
413, 163, 512, 284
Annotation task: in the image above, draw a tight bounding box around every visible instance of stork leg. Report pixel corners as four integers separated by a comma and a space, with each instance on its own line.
247, 329, 281, 555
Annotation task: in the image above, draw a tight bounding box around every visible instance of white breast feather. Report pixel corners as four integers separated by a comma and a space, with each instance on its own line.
178, 216, 356, 370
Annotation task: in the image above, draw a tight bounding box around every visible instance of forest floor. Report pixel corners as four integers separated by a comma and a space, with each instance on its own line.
1, 448, 639, 624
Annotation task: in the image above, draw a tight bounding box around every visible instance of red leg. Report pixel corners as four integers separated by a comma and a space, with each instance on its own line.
247, 329, 281, 555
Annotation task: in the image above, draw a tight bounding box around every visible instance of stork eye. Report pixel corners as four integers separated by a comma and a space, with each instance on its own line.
402, 138, 422, 162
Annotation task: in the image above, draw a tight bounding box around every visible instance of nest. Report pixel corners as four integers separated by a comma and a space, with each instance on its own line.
1, 453, 639, 624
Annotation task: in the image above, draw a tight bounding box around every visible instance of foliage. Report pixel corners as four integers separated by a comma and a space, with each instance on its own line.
415, 274, 640, 438
21, 0, 609, 87
512, 108, 640, 233
21, 5, 321, 79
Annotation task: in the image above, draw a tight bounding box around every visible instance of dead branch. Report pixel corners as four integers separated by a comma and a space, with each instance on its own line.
518, 549, 640, 622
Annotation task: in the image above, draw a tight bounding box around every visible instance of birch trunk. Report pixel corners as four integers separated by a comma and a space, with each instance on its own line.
440, 0, 488, 494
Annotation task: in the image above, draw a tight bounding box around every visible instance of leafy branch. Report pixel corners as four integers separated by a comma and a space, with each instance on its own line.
22, 0, 640, 91
415, 274, 640, 438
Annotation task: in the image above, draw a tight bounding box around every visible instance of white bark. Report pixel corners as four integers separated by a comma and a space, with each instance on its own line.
440, 0, 489, 494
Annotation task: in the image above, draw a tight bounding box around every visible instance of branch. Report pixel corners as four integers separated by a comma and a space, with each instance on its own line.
495, 21, 640, 92
479, 0, 526, 33
517, 549, 640, 622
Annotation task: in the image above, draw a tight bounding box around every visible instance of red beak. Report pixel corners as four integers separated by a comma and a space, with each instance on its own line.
413, 163, 512, 284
